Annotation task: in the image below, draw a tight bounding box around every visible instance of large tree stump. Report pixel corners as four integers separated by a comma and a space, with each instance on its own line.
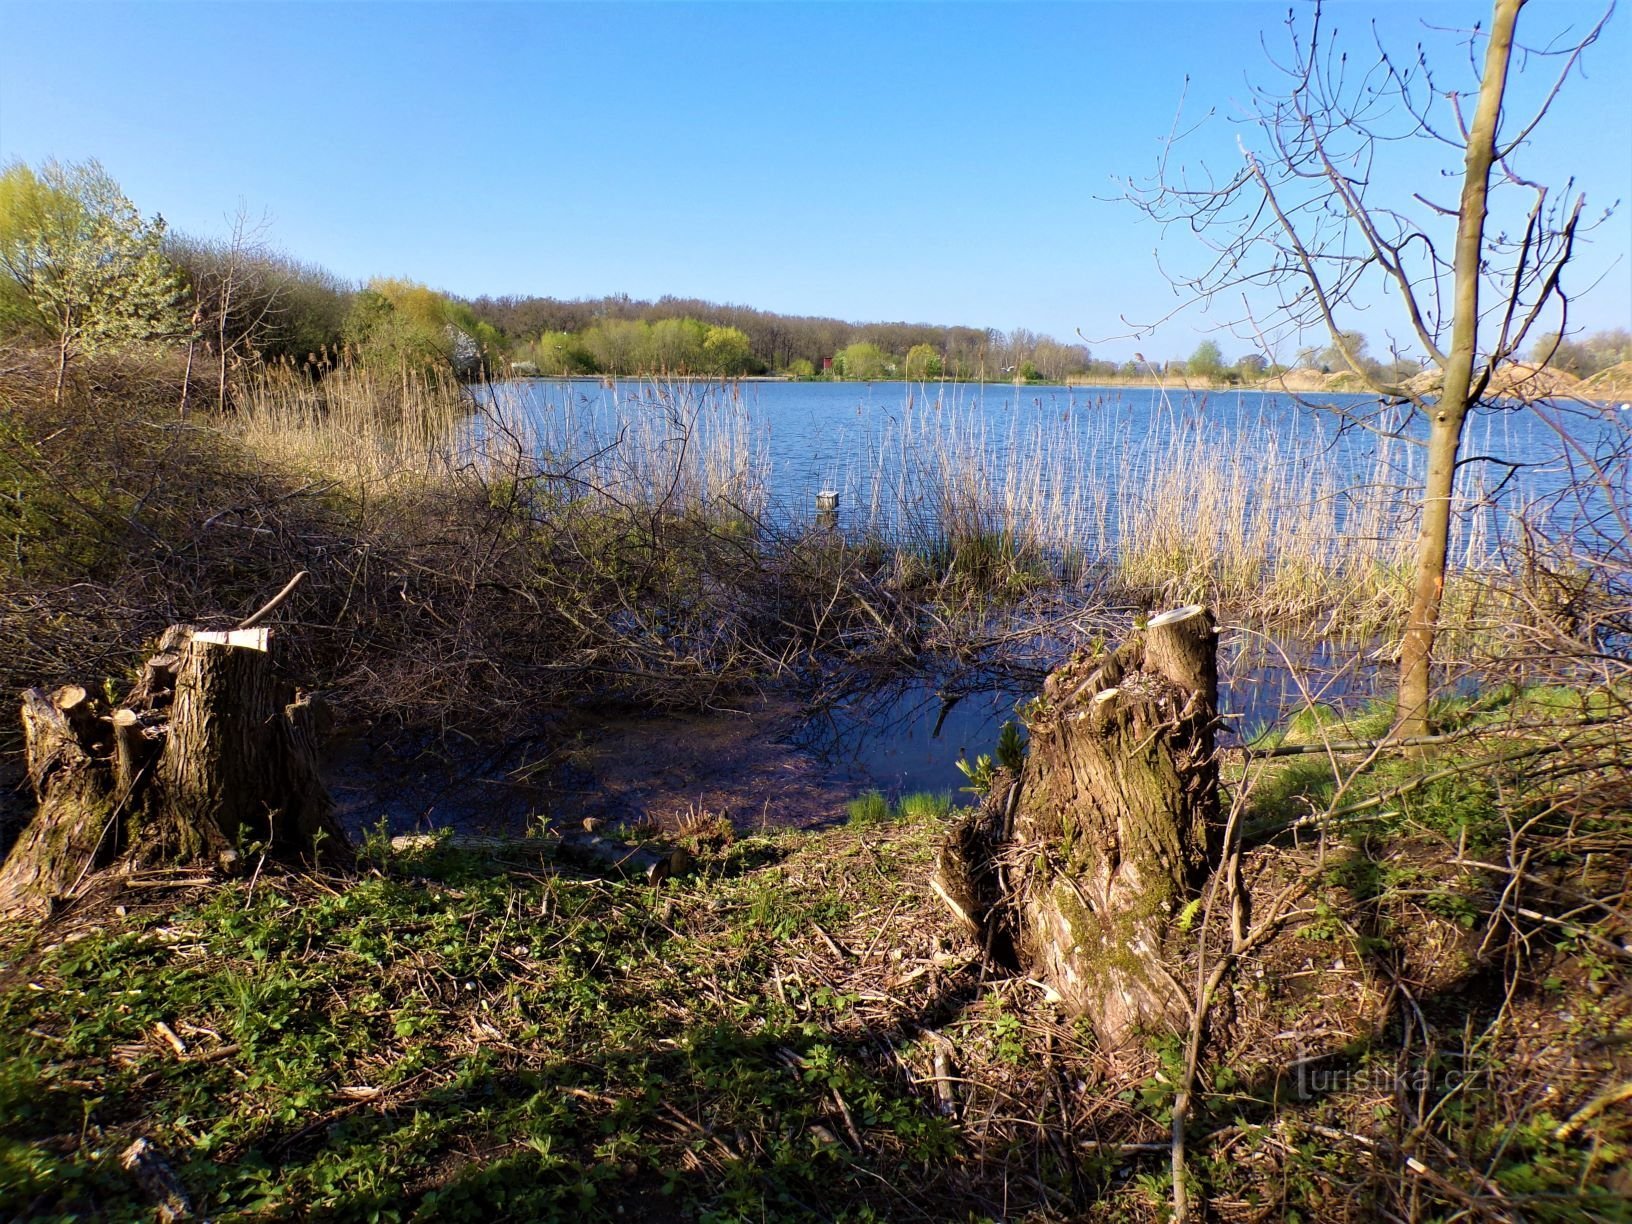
933, 606, 1220, 1049
0, 624, 348, 919
0, 687, 124, 918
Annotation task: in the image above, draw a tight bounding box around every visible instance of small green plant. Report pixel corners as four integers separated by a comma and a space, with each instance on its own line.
996, 720, 1026, 771
845, 790, 891, 827
896, 791, 954, 823
956, 752, 996, 795
958, 720, 1026, 796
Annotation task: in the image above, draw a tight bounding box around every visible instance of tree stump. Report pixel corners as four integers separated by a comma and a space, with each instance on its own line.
0, 624, 348, 919
932, 606, 1220, 1048
0, 687, 123, 919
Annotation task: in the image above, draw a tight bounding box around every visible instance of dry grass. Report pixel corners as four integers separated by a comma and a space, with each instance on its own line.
240, 365, 1554, 641
835, 390, 1487, 629
235, 358, 477, 485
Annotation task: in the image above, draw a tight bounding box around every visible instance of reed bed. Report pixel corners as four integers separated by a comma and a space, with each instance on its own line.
234, 370, 1548, 634
834, 390, 1491, 626
481, 380, 769, 522
235, 359, 479, 485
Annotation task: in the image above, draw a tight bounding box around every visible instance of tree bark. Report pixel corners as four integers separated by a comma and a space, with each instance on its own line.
0, 687, 122, 918
150, 627, 345, 862
1, 624, 347, 918
933, 607, 1220, 1049
53, 334, 69, 406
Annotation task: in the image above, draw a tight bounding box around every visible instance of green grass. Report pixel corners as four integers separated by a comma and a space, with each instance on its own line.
3, 729, 1627, 1223
844, 789, 891, 827
0, 828, 977, 1222
845, 790, 956, 828
896, 792, 955, 823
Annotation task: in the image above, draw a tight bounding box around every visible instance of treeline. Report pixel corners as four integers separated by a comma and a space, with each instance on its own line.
5, 157, 1629, 395
1533, 329, 1632, 378
464, 292, 1104, 381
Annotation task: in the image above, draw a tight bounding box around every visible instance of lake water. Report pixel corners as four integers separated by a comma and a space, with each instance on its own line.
479, 377, 1623, 560
473, 378, 1625, 799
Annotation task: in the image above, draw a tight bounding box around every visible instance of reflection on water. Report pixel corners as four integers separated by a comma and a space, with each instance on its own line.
793, 635, 1392, 797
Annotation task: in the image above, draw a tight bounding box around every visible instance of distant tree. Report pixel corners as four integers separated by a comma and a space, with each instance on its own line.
1188, 339, 1225, 380
1234, 352, 1269, 377
650, 317, 707, 374
533, 330, 595, 376
1031, 338, 1093, 381
904, 343, 942, 379
702, 325, 753, 376
835, 341, 888, 380
786, 357, 816, 379
252, 255, 351, 365
340, 278, 494, 377
581, 318, 653, 375
345, 280, 447, 372
1531, 327, 1632, 378
0, 158, 183, 402
1586, 329, 1632, 372
1317, 330, 1370, 375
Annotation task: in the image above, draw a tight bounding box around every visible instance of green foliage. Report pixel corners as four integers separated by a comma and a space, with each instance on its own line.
702, 324, 754, 376
344, 279, 461, 374
846, 790, 955, 827
532, 329, 596, 375
266, 257, 353, 361
845, 789, 891, 827
951, 711, 1029, 800
1188, 339, 1225, 379
896, 791, 954, 822
903, 343, 942, 380
834, 341, 889, 380
956, 753, 996, 795
649, 316, 707, 373
995, 720, 1026, 772
786, 357, 816, 378
0, 158, 183, 383
580, 317, 651, 375
0, 829, 995, 1219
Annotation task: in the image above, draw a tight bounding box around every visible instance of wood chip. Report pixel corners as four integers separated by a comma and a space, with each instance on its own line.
153, 1021, 187, 1057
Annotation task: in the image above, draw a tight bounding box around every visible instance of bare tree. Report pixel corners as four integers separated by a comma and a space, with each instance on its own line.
172, 205, 283, 415
1127, 0, 1615, 737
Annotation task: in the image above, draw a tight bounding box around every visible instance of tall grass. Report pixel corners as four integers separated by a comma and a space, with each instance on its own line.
237, 369, 1519, 630
1112, 412, 1417, 623
241, 364, 769, 520
486, 380, 768, 522
836, 390, 1443, 624
236, 358, 477, 484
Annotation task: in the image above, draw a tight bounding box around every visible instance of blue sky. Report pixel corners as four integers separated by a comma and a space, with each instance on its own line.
1, 1, 1627, 362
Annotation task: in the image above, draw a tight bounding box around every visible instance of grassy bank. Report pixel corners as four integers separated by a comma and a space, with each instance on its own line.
2, 683, 1627, 1220
7, 346, 1624, 725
